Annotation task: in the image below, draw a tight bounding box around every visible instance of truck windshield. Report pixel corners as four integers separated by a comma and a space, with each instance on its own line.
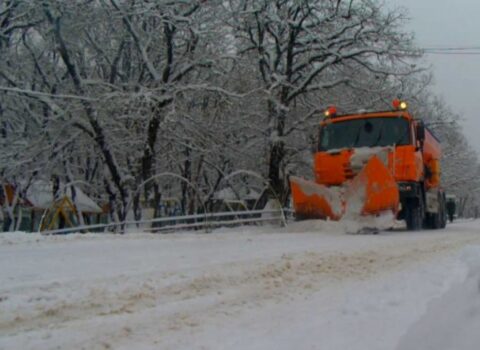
318, 117, 410, 151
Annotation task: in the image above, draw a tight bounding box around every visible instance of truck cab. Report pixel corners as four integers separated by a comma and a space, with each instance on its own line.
312, 103, 445, 230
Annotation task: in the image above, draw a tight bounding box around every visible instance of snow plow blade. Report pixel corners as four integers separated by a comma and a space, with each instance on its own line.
290, 155, 399, 220
289, 176, 344, 220
344, 155, 399, 216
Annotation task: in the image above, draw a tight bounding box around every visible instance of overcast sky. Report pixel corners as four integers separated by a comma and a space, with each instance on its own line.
386, 0, 480, 152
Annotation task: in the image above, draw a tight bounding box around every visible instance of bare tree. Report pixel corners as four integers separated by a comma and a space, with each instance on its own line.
226, 0, 420, 202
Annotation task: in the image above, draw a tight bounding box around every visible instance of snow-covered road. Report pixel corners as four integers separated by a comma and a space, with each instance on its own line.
1, 220, 480, 350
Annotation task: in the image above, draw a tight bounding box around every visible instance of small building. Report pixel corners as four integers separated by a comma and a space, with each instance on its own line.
1, 181, 104, 232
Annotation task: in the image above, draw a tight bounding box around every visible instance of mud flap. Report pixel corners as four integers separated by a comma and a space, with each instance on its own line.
290, 155, 399, 221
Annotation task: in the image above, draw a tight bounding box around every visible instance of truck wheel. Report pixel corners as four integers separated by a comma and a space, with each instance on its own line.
424, 194, 447, 230
406, 199, 423, 231
431, 212, 442, 229
428, 209, 442, 229
431, 194, 447, 229
424, 213, 434, 229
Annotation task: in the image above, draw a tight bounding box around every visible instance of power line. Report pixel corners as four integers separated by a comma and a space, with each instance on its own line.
423, 46, 480, 51
424, 51, 480, 55
421, 46, 480, 55
395, 46, 480, 55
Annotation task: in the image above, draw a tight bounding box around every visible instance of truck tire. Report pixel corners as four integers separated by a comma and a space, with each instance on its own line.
431, 194, 447, 229
424, 213, 434, 229
427, 210, 442, 229
424, 193, 447, 230
406, 199, 423, 231
430, 212, 442, 229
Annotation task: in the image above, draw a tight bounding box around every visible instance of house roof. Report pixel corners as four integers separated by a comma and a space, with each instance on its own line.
25, 182, 102, 213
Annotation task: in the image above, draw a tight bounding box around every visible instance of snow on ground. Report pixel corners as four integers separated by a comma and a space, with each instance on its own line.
1, 220, 480, 350
397, 246, 480, 350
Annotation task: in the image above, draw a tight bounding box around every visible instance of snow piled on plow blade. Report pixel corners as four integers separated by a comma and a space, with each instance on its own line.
289, 176, 344, 220
290, 154, 399, 233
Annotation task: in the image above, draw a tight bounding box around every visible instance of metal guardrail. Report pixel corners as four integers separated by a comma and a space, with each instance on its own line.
39, 208, 291, 235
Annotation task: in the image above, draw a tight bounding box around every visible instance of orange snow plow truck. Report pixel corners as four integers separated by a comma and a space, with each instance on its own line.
290, 100, 447, 230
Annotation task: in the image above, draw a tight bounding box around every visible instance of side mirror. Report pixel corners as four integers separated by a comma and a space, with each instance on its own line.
416, 122, 425, 143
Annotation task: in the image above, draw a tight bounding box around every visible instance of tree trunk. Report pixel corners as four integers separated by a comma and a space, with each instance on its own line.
133, 192, 141, 221
181, 145, 192, 215
267, 101, 288, 205
268, 141, 285, 202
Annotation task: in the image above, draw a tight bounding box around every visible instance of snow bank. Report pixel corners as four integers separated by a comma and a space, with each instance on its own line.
286, 212, 396, 235
0, 231, 45, 245
342, 211, 396, 233
397, 245, 480, 350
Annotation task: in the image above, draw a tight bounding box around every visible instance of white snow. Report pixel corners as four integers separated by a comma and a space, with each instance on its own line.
350, 146, 391, 173
1, 220, 480, 349
214, 187, 260, 201
397, 246, 480, 350
25, 181, 102, 213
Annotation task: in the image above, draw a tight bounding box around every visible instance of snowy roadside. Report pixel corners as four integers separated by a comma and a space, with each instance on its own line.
1, 220, 480, 350
397, 246, 480, 350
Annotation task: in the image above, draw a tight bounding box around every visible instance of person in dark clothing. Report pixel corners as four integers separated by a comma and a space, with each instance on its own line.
446, 199, 456, 223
